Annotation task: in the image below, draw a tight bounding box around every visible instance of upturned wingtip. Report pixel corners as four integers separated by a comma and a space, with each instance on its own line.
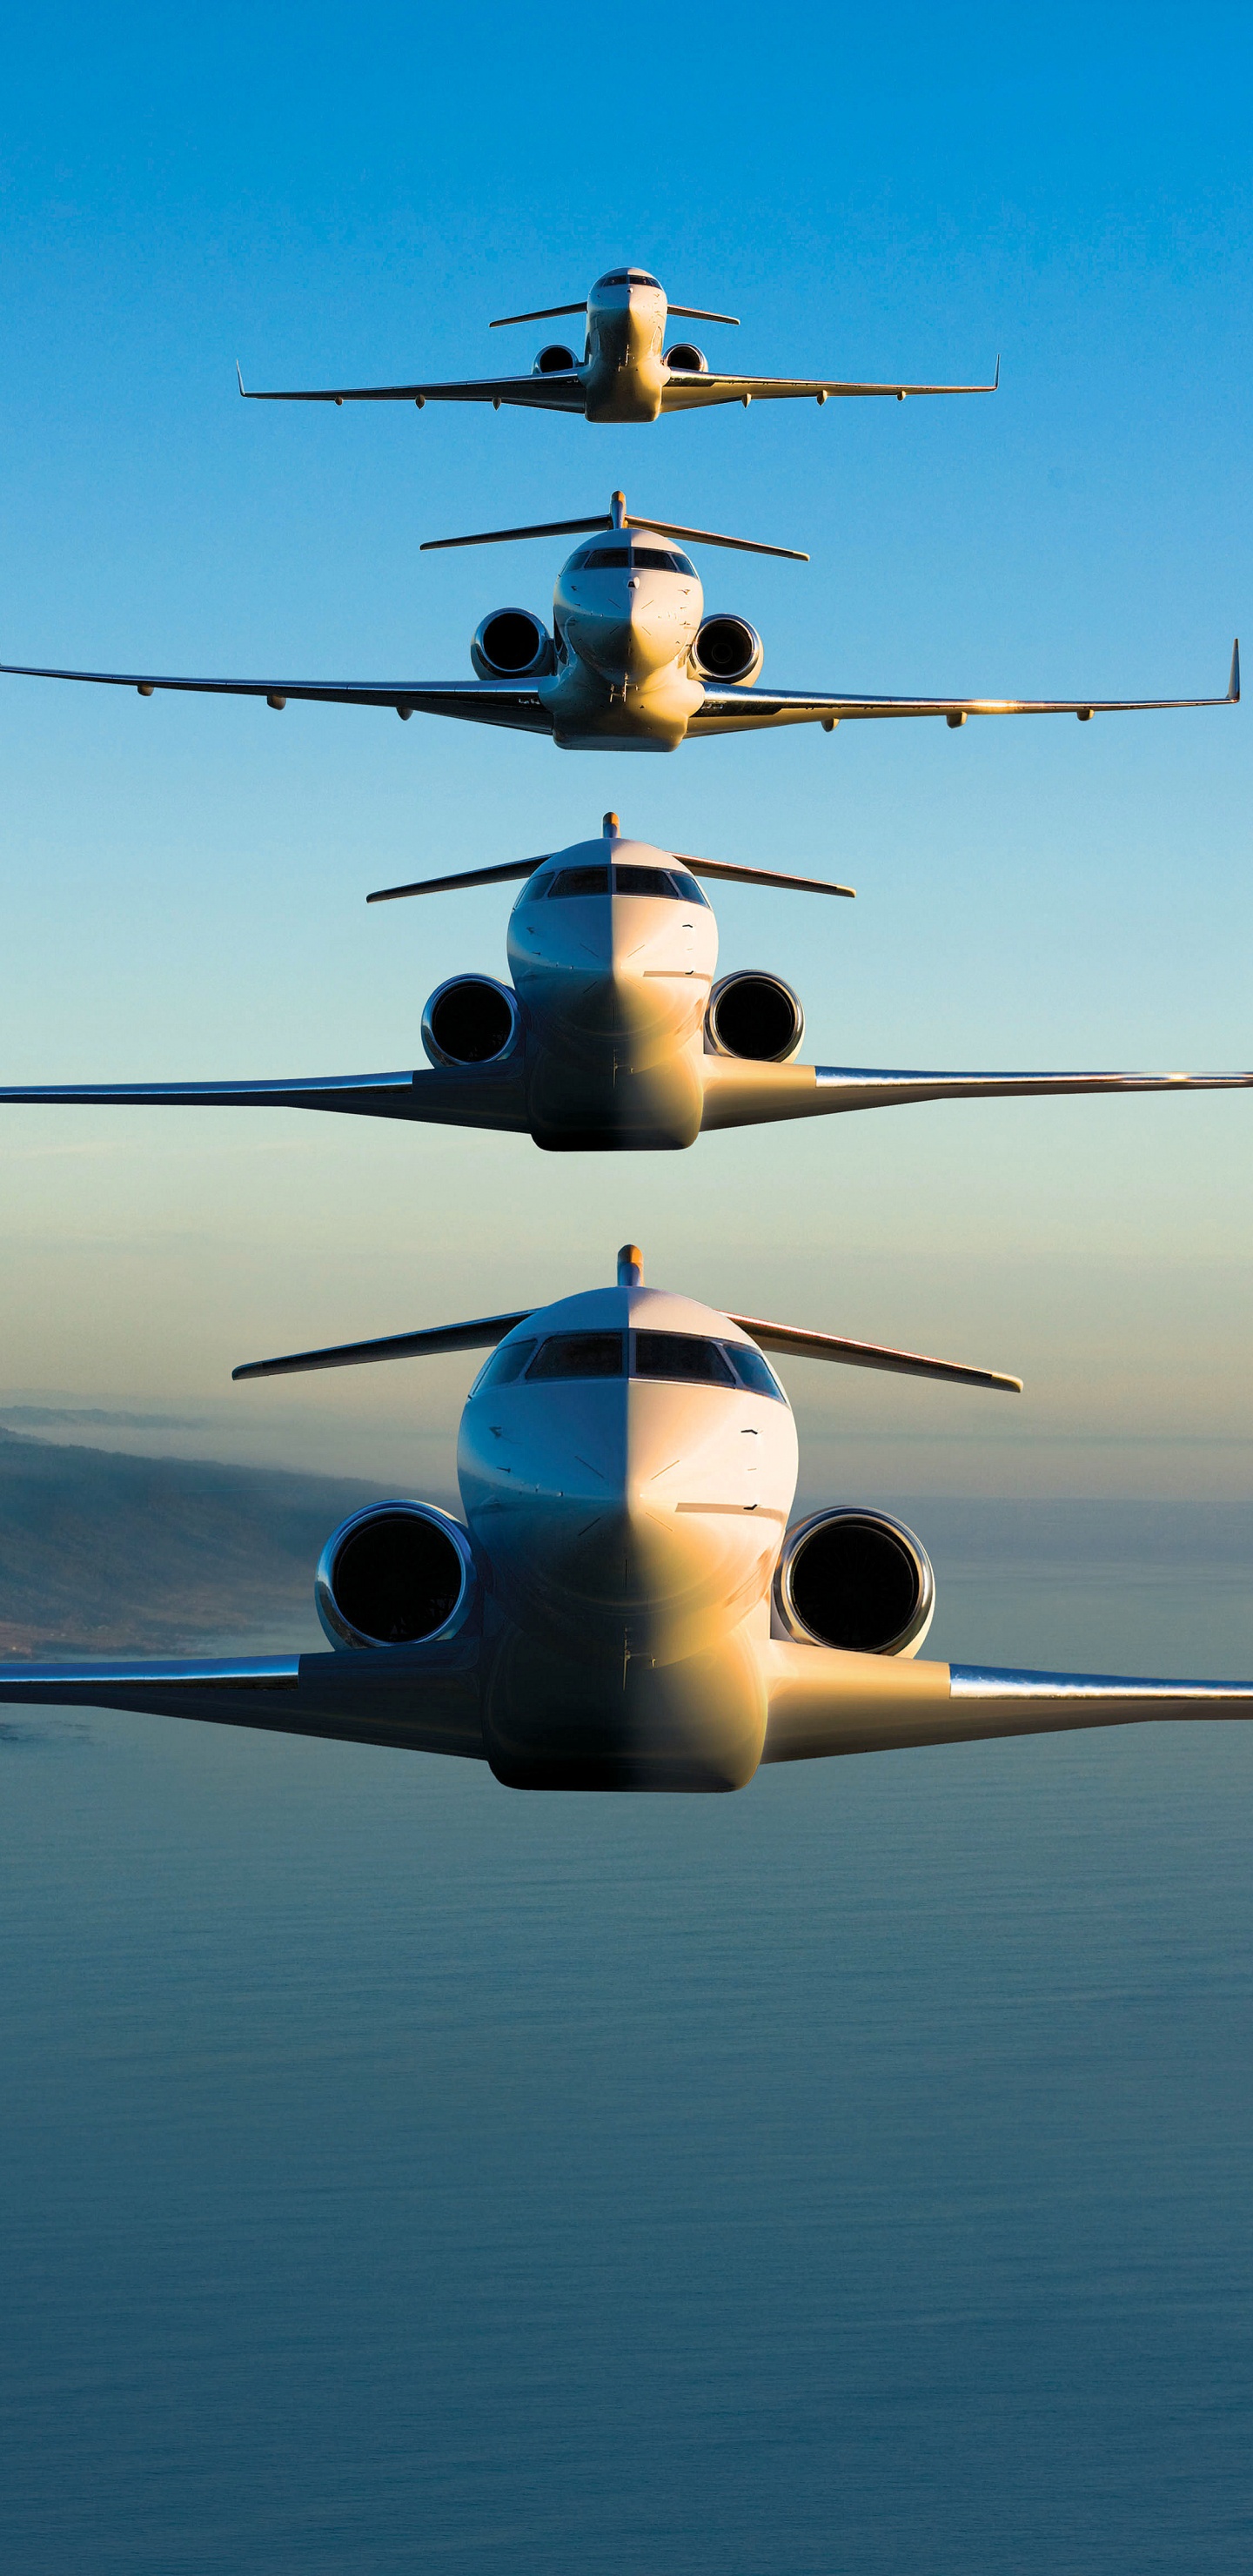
993, 352, 1001, 391
1230, 638, 1241, 703
235, 359, 245, 398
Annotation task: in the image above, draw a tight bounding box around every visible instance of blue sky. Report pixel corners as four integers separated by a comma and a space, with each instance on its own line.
0, 3, 1248, 1497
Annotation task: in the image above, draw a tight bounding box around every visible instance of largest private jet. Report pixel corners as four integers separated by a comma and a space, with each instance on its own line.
0, 493, 1238, 754
236, 265, 1001, 426
1, 1244, 1249, 1793
4, 818, 1250, 1154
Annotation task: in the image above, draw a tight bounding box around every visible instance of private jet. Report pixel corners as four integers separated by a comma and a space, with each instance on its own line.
236, 265, 1001, 426
1, 493, 1237, 754
2, 1244, 1250, 1792
4, 818, 1250, 1154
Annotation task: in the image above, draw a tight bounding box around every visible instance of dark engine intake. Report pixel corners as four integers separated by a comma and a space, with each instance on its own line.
665, 342, 708, 373
471, 608, 556, 681
316, 1500, 477, 1651
689, 614, 764, 686
533, 342, 579, 374
706, 970, 804, 1063
775, 1509, 935, 1658
422, 975, 519, 1067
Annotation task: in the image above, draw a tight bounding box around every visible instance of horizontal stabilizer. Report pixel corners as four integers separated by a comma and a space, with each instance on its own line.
729, 1314, 1021, 1393
421, 489, 807, 561
490, 300, 588, 326
367, 857, 546, 903
666, 304, 740, 325
233, 1311, 533, 1382
677, 852, 854, 898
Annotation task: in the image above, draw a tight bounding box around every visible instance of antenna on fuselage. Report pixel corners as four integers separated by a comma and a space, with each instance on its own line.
618, 1244, 645, 1287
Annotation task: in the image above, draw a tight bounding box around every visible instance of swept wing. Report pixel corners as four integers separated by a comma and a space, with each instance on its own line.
0, 661, 554, 733
663, 359, 1000, 412
3, 1059, 1246, 1144
238, 364, 586, 413
763, 1646, 1253, 1761
0, 1644, 484, 1756
3, 647, 1233, 740
692, 641, 1240, 734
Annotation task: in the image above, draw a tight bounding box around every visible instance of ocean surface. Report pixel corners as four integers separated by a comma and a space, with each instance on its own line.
3, 1500, 1252, 2573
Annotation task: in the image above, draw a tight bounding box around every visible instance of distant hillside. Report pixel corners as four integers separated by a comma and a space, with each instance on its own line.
0, 1428, 389, 1657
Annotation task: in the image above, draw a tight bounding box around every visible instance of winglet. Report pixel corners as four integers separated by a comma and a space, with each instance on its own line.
1230, 638, 1241, 703
236, 359, 245, 398
993, 352, 1001, 392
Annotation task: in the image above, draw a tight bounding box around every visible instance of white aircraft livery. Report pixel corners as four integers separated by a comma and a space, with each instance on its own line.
236, 265, 1001, 426
1, 1244, 1250, 1794
3, 817, 1250, 1153
0, 493, 1238, 753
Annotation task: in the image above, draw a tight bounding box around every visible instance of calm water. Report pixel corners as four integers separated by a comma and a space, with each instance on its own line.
3, 1507, 1252, 2573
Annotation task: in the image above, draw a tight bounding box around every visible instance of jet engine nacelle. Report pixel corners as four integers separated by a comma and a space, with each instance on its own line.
316, 1500, 478, 1651
688, 614, 764, 687
705, 971, 804, 1063
665, 342, 708, 373
533, 342, 579, 375
471, 608, 557, 681
774, 1509, 935, 1659
422, 975, 520, 1068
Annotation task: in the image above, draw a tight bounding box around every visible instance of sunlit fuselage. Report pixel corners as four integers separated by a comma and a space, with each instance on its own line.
506, 835, 719, 1147
579, 271, 672, 424
456, 1283, 799, 1788
533, 529, 707, 748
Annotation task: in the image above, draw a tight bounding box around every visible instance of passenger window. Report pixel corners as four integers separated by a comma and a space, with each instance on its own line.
472, 1338, 537, 1393
633, 1332, 737, 1386
547, 866, 610, 898
726, 1345, 785, 1402
526, 1332, 626, 1380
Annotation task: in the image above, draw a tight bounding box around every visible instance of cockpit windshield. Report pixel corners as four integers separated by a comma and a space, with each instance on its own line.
600, 270, 660, 287
568, 543, 698, 577
472, 1330, 784, 1397
542, 864, 708, 905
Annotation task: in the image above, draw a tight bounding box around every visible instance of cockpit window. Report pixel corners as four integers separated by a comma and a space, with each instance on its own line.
612, 864, 696, 902
669, 869, 706, 904
629, 547, 697, 576
547, 865, 609, 899
471, 1338, 536, 1393
601, 270, 660, 287
526, 1332, 626, 1380
634, 1332, 736, 1387
477, 1326, 785, 1399
567, 543, 695, 576
522, 873, 553, 901
726, 1345, 785, 1401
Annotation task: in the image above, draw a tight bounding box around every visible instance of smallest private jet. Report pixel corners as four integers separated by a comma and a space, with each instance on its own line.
2, 817, 1249, 1155
1, 1244, 1250, 1794
236, 265, 1001, 426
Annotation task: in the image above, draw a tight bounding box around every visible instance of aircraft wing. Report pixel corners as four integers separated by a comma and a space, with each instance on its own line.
691, 643, 1240, 735
663, 364, 999, 411
762, 1641, 1253, 1762
0, 1643, 485, 1757
0, 661, 555, 735
700, 1057, 1253, 1130
0, 1062, 530, 1135
238, 366, 586, 414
